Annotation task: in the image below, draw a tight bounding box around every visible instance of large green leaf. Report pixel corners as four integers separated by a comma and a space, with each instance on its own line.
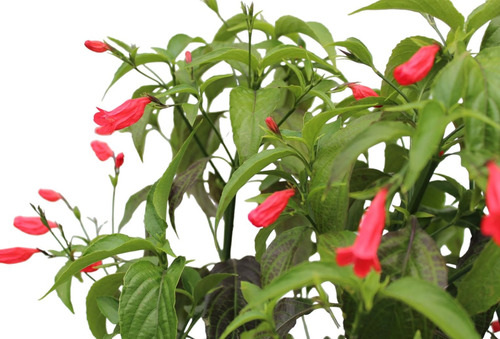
352, 0, 464, 30
86, 273, 125, 339
457, 241, 500, 315
215, 148, 297, 228
55, 260, 75, 313
466, 1, 500, 35
229, 86, 281, 163
119, 257, 186, 339
381, 277, 480, 339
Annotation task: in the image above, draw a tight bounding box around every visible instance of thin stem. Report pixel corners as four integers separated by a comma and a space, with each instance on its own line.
401, 217, 417, 276
61, 197, 90, 241
422, 14, 447, 46
111, 184, 116, 234
199, 104, 235, 165
134, 66, 168, 89
447, 261, 473, 286
143, 64, 167, 86
301, 316, 311, 339
373, 69, 412, 105
248, 29, 253, 88
206, 216, 223, 261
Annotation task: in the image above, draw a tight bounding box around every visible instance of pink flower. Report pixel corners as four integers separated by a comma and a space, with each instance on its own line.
336, 188, 388, 278
81, 260, 103, 273
347, 83, 379, 101
13, 216, 58, 235
115, 152, 125, 169
394, 44, 440, 86
38, 189, 62, 202
248, 189, 295, 227
0, 247, 40, 264
84, 40, 110, 53
265, 117, 281, 136
185, 51, 192, 64
94, 97, 151, 135
481, 162, 500, 245
91, 140, 114, 161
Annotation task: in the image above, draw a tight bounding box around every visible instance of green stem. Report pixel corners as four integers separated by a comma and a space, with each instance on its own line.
407, 158, 440, 215
111, 184, 116, 234
61, 197, 90, 241
422, 14, 447, 46
301, 316, 311, 339
401, 217, 417, 276
447, 262, 473, 285
222, 155, 239, 261
373, 69, 412, 105
134, 66, 168, 89
199, 104, 235, 165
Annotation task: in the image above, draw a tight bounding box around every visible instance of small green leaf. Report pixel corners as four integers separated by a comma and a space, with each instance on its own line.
118, 185, 152, 231
260, 46, 337, 75
466, 1, 500, 35
481, 16, 500, 50
381, 277, 479, 339
193, 273, 236, 305
55, 260, 75, 313
96, 296, 119, 324
164, 34, 206, 61
334, 37, 374, 67
432, 52, 470, 109
145, 182, 168, 238
201, 0, 219, 13
384, 143, 408, 173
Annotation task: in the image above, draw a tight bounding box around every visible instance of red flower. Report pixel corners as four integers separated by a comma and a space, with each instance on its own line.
91, 140, 114, 161
38, 189, 62, 202
491, 320, 500, 333
336, 188, 388, 278
0, 247, 40, 264
393, 44, 440, 86
94, 97, 151, 135
265, 117, 281, 136
185, 51, 192, 64
115, 152, 125, 169
347, 83, 379, 100
13, 216, 58, 235
84, 40, 110, 53
248, 189, 295, 227
481, 162, 500, 245
81, 260, 103, 273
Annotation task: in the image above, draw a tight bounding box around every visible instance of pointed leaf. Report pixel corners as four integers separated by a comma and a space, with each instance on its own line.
55, 260, 75, 313
466, 1, 500, 34
96, 296, 119, 324
481, 16, 500, 49
119, 185, 152, 231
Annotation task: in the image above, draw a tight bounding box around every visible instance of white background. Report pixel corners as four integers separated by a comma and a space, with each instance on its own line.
0, 0, 486, 338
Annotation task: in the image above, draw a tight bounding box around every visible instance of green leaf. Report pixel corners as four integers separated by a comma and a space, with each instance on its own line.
201, 0, 219, 14
381, 277, 480, 339
200, 74, 237, 107
274, 298, 314, 337
215, 148, 297, 228
384, 143, 408, 173
457, 241, 500, 315
96, 296, 119, 324
260, 46, 337, 75
145, 182, 168, 239
118, 185, 152, 231
481, 16, 500, 49
164, 34, 206, 61
188, 48, 259, 70
466, 1, 500, 35
260, 227, 313, 286
334, 37, 374, 67
43, 234, 159, 298
193, 273, 236, 305
55, 260, 75, 313
403, 101, 446, 191
119, 257, 186, 339
86, 273, 124, 339
432, 52, 470, 109
229, 86, 281, 163
317, 231, 357, 262
352, 0, 464, 30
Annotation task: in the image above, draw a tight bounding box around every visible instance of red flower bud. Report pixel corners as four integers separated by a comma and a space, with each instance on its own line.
336, 188, 388, 278
481, 162, 500, 245
94, 97, 152, 135
13, 216, 58, 235
0, 247, 40, 264
91, 140, 114, 161
492, 320, 500, 333
248, 189, 295, 227
185, 51, 192, 64
38, 189, 62, 202
81, 260, 103, 273
394, 44, 440, 86
347, 83, 379, 101
115, 152, 125, 169
84, 40, 110, 53
265, 117, 281, 136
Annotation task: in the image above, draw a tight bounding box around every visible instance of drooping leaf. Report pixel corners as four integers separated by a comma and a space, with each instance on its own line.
480, 15, 500, 49
229, 86, 281, 163
55, 260, 75, 313
384, 143, 408, 173
260, 46, 338, 75
203, 256, 261, 339
145, 182, 168, 239
334, 37, 374, 67
164, 34, 206, 61
274, 298, 314, 337
466, 1, 500, 35
381, 277, 480, 339
119, 185, 152, 231
96, 296, 120, 324
119, 257, 186, 339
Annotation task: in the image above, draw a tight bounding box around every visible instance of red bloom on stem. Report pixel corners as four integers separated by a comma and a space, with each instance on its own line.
248, 188, 295, 227
481, 162, 500, 245
81, 260, 103, 273
347, 83, 379, 101
91, 140, 114, 161
0, 247, 40, 264
84, 40, 110, 53
115, 152, 125, 169
38, 189, 62, 202
336, 188, 388, 278
491, 320, 500, 333
265, 117, 281, 136
13, 216, 58, 235
94, 97, 151, 135
185, 51, 192, 64
393, 44, 440, 86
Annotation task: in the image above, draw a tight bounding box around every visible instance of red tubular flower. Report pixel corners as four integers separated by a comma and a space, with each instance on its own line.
185, 51, 192, 64
84, 40, 110, 53
265, 117, 281, 136
347, 83, 379, 100
393, 44, 440, 86
115, 152, 125, 169
13, 216, 58, 235
481, 162, 500, 245
91, 140, 114, 161
81, 260, 103, 273
491, 320, 500, 333
0, 247, 40, 264
248, 188, 295, 227
336, 188, 388, 278
38, 189, 62, 202
94, 97, 151, 135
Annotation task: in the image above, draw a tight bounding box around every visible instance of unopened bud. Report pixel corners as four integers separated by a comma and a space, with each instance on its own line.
265, 117, 281, 136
